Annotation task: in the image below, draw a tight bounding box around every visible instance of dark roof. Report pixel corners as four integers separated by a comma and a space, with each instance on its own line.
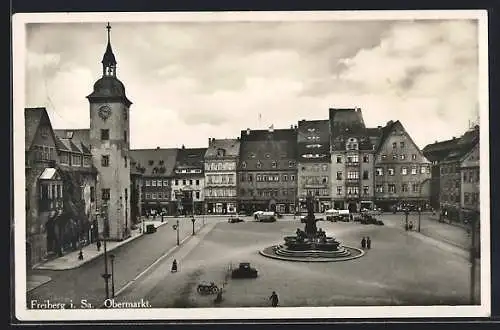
53, 129, 91, 155
239, 128, 297, 170
130, 148, 178, 177
205, 139, 240, 159
102, 41, 117, 65
444, 127, 479, 162
297, 120, 330, 163
25, 107, 51, 151
374, 120, 398, 153
328, 108, 374, 151
176, 147, 206, 169
87, 76, 132, 107
422, 138, 459, 162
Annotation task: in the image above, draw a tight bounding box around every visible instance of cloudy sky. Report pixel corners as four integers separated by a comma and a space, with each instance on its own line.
25, 16, 481, 149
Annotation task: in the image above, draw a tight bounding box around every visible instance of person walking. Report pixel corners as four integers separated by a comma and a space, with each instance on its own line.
361, 237, 366, 249
171, 259, 178, 273
366, 237, 372, 249
269, 291, 279, 307
96, 240, 101, 252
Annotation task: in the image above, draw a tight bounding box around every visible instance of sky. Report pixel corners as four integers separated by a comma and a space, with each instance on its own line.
25, 17, 481, 150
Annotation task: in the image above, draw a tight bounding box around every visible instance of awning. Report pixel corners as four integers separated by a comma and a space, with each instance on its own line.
39, 168, 59, 180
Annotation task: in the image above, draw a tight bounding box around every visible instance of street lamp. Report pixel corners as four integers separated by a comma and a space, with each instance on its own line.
101, 201, 111, 300
191, 217, 196, 235
110, 254, 115, 298
173, 219, 180, 245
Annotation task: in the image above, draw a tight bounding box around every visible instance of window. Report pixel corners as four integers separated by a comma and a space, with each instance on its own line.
123, 109, 127, 120
290, 175, 295, 181
420, 166, 426, 174
411, 167, 417, 175
347, 155, 359, 163
336, 172, 343, 180
60, 152, 69, 164
388, 168, 395, 176
157, 180, 162, 187
336, 156, 342, 163
412, 154, 417, 160
392, 142, 397, 149
400, 154, 406, 160
402, 184, 408, 192
124, 130, 127, 143
189, 180, 193, 185
381, 155, 387, 160
400, 142, 405, 149
175, 180, 178, 185
182, 179, 186, 185
412, 183, 419, 193
145, 180, 151, 186
241, 161, 247, 169
322, 164, 328, 171
257, 161, 262, 169
90, 187, 95, 202
152, 180, 157, 187
83, 156, 91, 167
363, 155, 369, 163
283, 175, 288, 182
196, 179, 200, 185
288, 161, 295, 168
102, 188, 110, 200
72, 154, 82, 166
101, 155, 109, 167
347, 187, 359, 195
464, 192, 470, 204
392, 154, 398, 160
101, 129, 109, 141
375, 185, 383, 193
157, 192, 163, 199
271, 161, 277, 168
347, 171, 359, 179
256, 175, 261, 181
401, 167, 408, 175
388, 184, 396, 193
196, 192, 200, 199
248, 174, 253, 182
363, 170, 369, 180
337, 186, 343, 195
375, 168, 384, 176
163, 180, 168, 186
152, 193, 157, 199
363, 186, 369, 195
124, 156, 127, 168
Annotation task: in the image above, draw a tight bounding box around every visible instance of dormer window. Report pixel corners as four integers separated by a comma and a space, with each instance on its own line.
241, 161, 247, 169
159, 160, 164, 165
250, 153, 256, 158
265, 153, 270, 158
271, 161, 277, 168
288, 161, 295, 168
307, 128, 316, 132
148, 160, 154, 166
256, 161, 262, 169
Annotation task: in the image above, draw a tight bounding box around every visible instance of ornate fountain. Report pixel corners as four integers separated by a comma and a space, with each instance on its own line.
259, 195, 364, 262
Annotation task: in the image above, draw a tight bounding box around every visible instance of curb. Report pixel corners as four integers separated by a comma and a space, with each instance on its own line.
104, 222, 213, 305
34, 221, 170, 271
259, 245, 365, 262
26, 276, 52, 293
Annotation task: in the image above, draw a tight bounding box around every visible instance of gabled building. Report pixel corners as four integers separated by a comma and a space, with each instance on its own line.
172, 146, 206, 215
329, 108, 376, 212
237, 127, 298, 214
204, 138, 240, 214
130, 147, 178, 216
438, 126, 479, 223
460, 136, 480, 221
296, 119, 331, 212
372, 120, 431, 211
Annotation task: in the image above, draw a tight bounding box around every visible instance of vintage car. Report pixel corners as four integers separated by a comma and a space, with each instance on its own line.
228, 216, 244, 223
254, 211, 276, 222
325, 209, 350, 222
231, 262, 258, 279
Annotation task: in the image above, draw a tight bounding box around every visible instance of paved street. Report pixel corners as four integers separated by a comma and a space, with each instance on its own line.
26, 216, 217, 309
116, 214, 480, 308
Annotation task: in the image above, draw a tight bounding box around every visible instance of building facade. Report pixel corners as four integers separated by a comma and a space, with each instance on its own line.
130, 148, 178, 216
439, 126, 479, 223
87, 25, 132, 240
237, 127, 298, 214
461, 141, 480, 220
296, 120, 331, 212
171, 146, 206, 215
204, 138, 240, 214
422, 138, 459, 210
329, 108, 375, 212
373, 120, 431, 211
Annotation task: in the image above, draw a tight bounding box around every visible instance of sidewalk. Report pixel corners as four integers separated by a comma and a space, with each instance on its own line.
33, 219, 170, 271
26, 275, 52, 292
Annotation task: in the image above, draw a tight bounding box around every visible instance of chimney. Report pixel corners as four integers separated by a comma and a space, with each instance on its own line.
156, 146, 160, 150
208, 138, 211, 146
182, 144, 185, 149
377, 126, 382, 129
246, 128, 251, 135
452, 137, 456, 140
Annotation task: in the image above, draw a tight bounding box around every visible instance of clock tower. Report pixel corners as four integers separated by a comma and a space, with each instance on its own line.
87, 23, 132, 241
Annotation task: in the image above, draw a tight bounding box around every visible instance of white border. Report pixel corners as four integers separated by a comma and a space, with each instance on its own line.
13, 10, 490, 321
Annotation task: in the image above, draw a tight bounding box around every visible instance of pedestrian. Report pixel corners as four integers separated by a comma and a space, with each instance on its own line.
171, 259, 178, 273
78, 250, 84, 260
361, 237, 366, 249
96, 240, 101, 252
269, 291, 279, 307
409, 221, 414, 231
366, 237, 371, 249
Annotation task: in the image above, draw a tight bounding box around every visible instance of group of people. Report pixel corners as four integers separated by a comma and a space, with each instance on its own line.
361, 236, 372, 249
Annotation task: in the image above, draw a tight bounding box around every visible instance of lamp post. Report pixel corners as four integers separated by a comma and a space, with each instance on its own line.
110, 254, 115, 298
176, 219, 180, 245
191, 217, 196, 235
101, 201, 111, 300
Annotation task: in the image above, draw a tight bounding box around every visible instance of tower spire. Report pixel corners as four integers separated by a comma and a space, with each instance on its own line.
102, 22, 117, 77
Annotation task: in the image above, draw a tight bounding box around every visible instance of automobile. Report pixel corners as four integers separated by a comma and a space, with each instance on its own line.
231, 262, 258, 279
228, 216, 244, 223
253, 211, 265, 220
255, 211, 276, 222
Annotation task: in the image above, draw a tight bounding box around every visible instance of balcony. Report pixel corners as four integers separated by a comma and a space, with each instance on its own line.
345, 178, 360, 185
345, 162, 360, 167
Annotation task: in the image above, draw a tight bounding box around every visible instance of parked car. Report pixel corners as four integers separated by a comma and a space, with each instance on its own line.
228, 216, 244, 223
254, 211, 276, 222
145, 224, 157, 234
253, 211, 265, 220
231, 262, 258, 279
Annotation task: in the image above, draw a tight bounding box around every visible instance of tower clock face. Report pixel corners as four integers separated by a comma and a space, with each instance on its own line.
98, 105, 111, 120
